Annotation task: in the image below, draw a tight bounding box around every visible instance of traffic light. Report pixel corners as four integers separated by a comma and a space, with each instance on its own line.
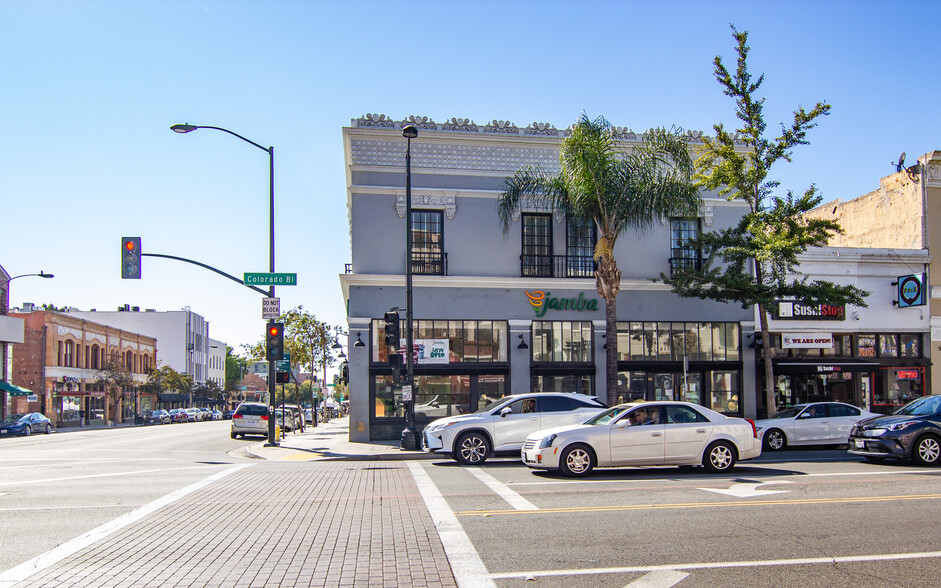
121, 237, 141, 279
383, 311, 400, 348
275, 370, 290, 384
266, 322, 284, 361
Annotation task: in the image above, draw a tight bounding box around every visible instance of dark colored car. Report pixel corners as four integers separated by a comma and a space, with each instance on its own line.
223, 409, 236, 420
0, 412, 54, 436
146, 409, 171, 425
168, 408, 188, 423
848, 395, 941, 466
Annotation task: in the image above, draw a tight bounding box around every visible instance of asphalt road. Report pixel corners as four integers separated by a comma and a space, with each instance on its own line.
421, 449, 941, 587
0, 420, 255, 573
4, 424, 941, 587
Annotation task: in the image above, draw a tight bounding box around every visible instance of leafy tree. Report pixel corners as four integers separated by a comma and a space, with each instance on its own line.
97, 355, 133, 423
660, 26, 868, 416
498, 114, 701, 406
224, 347, 249, 392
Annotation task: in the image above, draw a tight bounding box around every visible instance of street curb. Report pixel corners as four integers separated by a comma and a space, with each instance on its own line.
243, 441, 438, 461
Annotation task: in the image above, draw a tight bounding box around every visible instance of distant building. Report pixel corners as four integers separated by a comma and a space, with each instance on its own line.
1, 263, 27, 419
8, 310, 156, 425
63, 306, 222, 385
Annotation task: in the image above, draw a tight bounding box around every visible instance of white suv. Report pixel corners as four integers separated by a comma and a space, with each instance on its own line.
422, 393, 607, 465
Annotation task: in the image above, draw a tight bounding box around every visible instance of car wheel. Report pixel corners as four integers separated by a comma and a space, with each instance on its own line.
45, 424, 52, 434
24, 426, 31, 436
912, 435, 941, 466
703, 441, 736, 473
763, 429, 787, 451
454, 432, 490, 465
230, 431, 237, 439
559, 444, 595, 477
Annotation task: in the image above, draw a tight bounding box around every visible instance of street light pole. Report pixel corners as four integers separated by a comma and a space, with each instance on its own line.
171, 123, 278, 446
401, 125, 419, 450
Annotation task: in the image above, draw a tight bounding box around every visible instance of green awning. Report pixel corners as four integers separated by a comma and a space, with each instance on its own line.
0, 381, 33, 396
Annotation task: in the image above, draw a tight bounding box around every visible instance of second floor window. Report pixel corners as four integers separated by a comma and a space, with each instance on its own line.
522, 213, 552, 277
410, 210, 445, 275
670, 218, 701, 276
566, 217, 596, 277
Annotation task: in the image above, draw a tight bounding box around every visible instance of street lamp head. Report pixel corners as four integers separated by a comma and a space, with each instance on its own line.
171, 123, 198, 134
402, 125, 418, 139
38, 271, 54, 279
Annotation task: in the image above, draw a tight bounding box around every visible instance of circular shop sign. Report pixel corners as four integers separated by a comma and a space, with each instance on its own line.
899, 275, 923, 306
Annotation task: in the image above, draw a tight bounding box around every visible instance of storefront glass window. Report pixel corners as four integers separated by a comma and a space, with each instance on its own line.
857, 334, 877, 358
710, 370, 740, 415
413, 374, 471, 419
616, 371, 648, 402
371, 320, 507, 363
533, 374, 593, 394
901, 334, 921, 358
532, 321, 592, 363
879, 334, 899, 358
374, 375, 404, 418
477, 375, 507, 410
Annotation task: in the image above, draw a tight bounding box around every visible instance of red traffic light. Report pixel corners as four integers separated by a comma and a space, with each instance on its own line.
268, 325, 281, 337
125, 240, 137, 251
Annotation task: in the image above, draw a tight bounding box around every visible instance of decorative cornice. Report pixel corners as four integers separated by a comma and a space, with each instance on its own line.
395, 192, 457, 219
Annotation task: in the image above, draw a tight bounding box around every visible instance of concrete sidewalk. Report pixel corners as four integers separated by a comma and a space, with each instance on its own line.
244, 416, 438, 461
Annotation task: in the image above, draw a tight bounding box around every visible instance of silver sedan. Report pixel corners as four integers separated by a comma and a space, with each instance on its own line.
522, 401, 761, 477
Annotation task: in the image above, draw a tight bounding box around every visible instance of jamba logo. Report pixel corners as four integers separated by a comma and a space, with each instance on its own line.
525, 290, 599, 317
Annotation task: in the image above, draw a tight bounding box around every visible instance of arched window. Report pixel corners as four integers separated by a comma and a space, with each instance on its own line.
125, 350, 133, 372
91, 345, 100, 370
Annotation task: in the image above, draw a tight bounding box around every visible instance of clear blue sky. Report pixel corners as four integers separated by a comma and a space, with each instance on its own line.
2, 0, 938, 356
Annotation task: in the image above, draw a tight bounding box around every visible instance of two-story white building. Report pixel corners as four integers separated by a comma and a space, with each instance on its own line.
340, 114, 754, 441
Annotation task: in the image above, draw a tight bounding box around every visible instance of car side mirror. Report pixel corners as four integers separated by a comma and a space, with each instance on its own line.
500, 406, 512, 418
614, 419, 630, 428
797, 413, 810, 419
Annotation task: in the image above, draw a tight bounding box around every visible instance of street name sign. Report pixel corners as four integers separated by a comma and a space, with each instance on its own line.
244, 272, 297, 286
262, 297, 280, 319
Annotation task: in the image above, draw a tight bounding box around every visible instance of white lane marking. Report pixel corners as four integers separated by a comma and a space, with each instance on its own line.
0, 465, 226, 487
408, 462, 496, 588
0, 505, 129, 513
490, 550, 941, 580
0, 464, 250, 586
625, 569, 690, 587
698, 481, 793, 497
508, 468, 940, 486
466, 468, 538, 511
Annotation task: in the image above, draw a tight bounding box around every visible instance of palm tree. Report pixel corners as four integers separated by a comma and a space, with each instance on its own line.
497, 114, 701, 406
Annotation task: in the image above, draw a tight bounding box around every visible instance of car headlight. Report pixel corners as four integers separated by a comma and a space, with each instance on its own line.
885, 420, 919, 431
429, 421, 460, 432
538, 434, 557, 449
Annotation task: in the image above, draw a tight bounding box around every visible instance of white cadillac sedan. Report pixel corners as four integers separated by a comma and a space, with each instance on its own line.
522, 401, 761, 477
422, 393, 607, 465
754, 402, 877, 451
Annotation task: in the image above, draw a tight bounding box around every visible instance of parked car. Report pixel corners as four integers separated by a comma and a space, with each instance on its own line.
422, 393, 608, 465
168, 408, 188, 423
211, 410, 223, 421
754, 402, 877, 451
184, 408, 201, 422
0, 412, 53, 436
848, 395, 941, 466
231, 402, 270, 438
282, 404, 304, 429
223, 409, 236, 420
522, 401, 761, 477
274, 409, 295, 432
145, 409, 171, 425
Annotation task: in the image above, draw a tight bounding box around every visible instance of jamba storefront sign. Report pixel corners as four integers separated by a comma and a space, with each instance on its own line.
774, 300, 845, 321
525, 290, 599, 317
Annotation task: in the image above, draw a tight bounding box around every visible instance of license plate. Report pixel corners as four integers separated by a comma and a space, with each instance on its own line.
854, 439, 865, 448
0, 429, 6, 434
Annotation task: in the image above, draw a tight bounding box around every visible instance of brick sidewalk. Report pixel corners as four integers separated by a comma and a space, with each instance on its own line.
15, 462, 458, 588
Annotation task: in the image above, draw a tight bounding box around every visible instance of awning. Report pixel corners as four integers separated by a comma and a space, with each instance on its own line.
0, 381, 33, 396
772, 359, 880, 375
157, 393, 186, 403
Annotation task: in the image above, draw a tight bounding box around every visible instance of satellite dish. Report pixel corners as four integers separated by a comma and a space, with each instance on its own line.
896, 152, 906, 172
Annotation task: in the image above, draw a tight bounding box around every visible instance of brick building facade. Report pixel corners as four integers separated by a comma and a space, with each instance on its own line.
10, 311, 157, 426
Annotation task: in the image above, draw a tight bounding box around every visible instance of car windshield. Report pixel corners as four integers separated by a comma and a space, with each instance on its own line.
584, 406, 633, 426
1, 414, 27, 424
895, 396, 941, 416
770, 406, 806, 419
